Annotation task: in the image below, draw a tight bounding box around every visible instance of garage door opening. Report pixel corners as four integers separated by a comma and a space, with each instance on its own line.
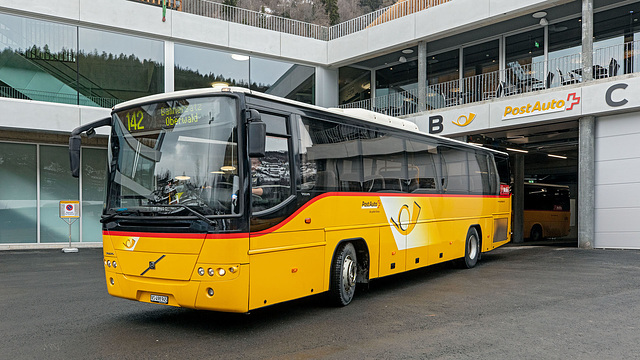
467, 120, 578, 247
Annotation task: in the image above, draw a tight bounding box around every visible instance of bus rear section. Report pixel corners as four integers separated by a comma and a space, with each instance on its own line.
523, 183, 571, 241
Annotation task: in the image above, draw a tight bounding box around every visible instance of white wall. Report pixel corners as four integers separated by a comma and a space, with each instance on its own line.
595, 112, 640, 249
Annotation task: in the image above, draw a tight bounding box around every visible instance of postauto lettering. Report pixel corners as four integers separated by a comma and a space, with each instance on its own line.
504, 99, 565, 117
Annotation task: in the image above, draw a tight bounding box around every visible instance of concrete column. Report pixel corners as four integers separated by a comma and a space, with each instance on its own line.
315, 66, 339, 108
511, 153, 525, 243
418, 41, 427, 112
581, 0, 594, 82
578, 116, 595, 249
164, 40, 174, 93
578, 0, 595, 249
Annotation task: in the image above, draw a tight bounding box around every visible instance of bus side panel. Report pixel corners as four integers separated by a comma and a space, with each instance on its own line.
248, 229, 325, 310
324, 227, 380, 288
378, 224, 406, 277
406, 221, 429, 271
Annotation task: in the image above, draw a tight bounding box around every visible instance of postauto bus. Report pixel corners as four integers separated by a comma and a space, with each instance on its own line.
69, 87, 511, 313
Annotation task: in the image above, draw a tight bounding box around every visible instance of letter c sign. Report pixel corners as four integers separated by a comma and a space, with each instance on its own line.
606, 83, 628, 107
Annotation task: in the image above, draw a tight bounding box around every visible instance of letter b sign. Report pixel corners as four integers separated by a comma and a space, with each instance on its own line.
429, 115, 443, 134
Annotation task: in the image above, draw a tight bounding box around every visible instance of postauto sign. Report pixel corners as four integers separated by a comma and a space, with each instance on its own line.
502, 92, 581, 120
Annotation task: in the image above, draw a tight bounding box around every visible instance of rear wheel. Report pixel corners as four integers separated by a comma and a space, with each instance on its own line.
530, 225, 543, 242
330, 242, 357, 306
461, 227, 480, 269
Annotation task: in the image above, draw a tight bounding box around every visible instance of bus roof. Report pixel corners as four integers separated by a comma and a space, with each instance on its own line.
112, 86, 507, 156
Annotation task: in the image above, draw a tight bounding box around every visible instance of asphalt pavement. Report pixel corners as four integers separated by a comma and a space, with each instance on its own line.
1, 242, 640, 359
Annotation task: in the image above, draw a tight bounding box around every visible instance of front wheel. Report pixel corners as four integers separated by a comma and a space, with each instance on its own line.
461, 227, 480, 269
330, 242, 358, 306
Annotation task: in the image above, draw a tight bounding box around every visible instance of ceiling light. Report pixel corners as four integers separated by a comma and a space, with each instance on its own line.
231, 54, 249, 61
402, 49, 414, 54
532, 11, 547, 18
548, 154, 567, 159
506, 148, 529, 154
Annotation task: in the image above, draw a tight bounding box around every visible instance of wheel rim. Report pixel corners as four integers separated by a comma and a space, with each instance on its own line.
468, 234, 478, 260
342, 254, 357, 292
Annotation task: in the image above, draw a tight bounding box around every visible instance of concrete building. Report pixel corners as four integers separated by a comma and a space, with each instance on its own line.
0, 0, 638, 249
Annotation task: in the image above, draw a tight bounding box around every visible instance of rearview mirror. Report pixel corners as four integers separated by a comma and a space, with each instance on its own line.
248, 121, 266, 158
69, 135, 82, 178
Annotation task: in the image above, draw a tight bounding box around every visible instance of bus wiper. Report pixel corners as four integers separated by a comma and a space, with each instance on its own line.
152, 204, 217, 226
100, 208, 142, 223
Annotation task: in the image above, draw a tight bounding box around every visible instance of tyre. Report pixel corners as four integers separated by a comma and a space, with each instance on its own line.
461, 227, 480, 269
330, 242, 358, 306
530, 225, 543, 242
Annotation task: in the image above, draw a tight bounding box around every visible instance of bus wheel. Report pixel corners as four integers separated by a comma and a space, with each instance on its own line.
530, 225, 543, 242
461, 227, 480, 269
330, 242, 357, 306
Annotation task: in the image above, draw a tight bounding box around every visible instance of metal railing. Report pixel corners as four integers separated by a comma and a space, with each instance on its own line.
0, 86, 121, 108
340, 41, 640, 115
129, 0, 450, 40
180, 0, 327, 40
329, 0, 451, 40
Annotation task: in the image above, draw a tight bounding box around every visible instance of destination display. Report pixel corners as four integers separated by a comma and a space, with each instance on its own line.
116, 100, 205, 134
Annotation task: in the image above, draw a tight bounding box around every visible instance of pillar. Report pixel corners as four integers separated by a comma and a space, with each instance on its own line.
418, 41, 427, 112
578, 0, 595, 249
315, 66, 339, 108
512, 153, 525, 243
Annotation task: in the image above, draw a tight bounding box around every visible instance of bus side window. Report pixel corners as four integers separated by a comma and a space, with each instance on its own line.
406, 139, 439, 193
440, 147, 469, 194
362, 133, 406, 193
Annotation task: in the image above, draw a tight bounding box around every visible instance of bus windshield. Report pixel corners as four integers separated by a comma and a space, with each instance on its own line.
106, 96, 239, 217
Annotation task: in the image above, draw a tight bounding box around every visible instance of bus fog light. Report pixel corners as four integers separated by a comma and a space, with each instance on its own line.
229, 266, 237, 274
207, 288, 214, 297
109, 277, 114, 285
208, 268, 214, 276
198, 267, 205, 276
217, 268, 226, 276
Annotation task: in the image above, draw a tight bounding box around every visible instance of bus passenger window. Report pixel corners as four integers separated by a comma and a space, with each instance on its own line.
251, 136, 291, 212
407, 140, 439, 193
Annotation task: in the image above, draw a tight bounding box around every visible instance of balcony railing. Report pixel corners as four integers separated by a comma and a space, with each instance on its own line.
129, 0, 451, 41
329, 0, 451, 40
0, 86, 121, 108
341, 40, 640, 116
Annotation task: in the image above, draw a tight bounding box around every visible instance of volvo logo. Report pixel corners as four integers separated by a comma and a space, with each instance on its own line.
140, 255, 165, 276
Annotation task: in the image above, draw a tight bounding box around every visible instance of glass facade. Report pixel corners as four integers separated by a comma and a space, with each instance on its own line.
0, 143, 106, 244
82, 148, 107, 244
175, 44, 315, 105
174, 44, 250, 90
0, 12, 164, 108
0, 13, 77, 106
0, 143, 38, 243
39, 145, 79, 243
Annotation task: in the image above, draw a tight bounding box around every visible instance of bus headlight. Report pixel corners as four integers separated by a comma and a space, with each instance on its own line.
198, 267, 205, 276
208, 268, 215, 277
217, 268, 226, 276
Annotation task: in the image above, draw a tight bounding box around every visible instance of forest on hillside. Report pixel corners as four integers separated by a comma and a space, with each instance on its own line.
216, 0, 396, 26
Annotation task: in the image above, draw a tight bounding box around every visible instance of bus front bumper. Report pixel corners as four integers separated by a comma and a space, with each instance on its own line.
104, 264, 250, 313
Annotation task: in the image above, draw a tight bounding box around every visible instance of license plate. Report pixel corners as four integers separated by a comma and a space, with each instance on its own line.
150, 294, 169, 304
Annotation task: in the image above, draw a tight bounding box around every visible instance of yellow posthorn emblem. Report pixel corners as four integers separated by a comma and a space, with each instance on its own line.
452, 113, 476, 127
123, 237, 139, 250
390, 201, 421, 235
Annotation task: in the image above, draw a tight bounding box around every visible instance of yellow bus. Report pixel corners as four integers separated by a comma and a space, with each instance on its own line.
524, 183, 571, 241
69, 87, 511, 312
